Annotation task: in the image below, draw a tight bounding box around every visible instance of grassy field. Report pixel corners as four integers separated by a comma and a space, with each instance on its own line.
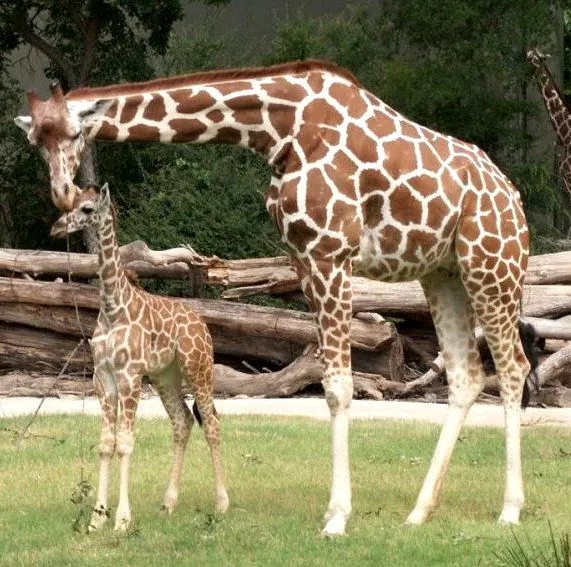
0, 412, 570, 567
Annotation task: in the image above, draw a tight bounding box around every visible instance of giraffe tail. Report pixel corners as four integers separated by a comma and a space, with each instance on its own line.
192, 401, 203, 427
191, 400, 219, 427
519, 320, 540, 408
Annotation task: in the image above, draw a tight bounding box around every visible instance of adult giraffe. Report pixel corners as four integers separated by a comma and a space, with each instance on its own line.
527, 48, 571, 199
15, 60, 533, 536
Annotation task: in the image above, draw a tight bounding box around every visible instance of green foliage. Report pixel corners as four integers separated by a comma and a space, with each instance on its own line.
0, 73, 54, 248
1, 0, 569, 255
266, 1, 551, 161
0, 0, 185, 87
116, 145, 282, 259
103, 18, 283, 262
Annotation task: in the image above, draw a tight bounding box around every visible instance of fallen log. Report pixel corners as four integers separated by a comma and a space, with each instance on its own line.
0, 324, 92, 373
5, 274, 571, 322
537, 343, 571, 387
0, 244, 296, 287
0, 371, 96, 397
0, 302, 96, 337
0, 278, 397, 352
524, 251, 571, 285
4, 247, 571, 288
0, 350, 390, 400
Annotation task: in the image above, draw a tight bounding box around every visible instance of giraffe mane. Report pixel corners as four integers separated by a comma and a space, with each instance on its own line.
66, 60, 361, 101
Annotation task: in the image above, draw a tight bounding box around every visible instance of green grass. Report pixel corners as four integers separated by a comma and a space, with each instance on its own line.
0, 413, 570, 566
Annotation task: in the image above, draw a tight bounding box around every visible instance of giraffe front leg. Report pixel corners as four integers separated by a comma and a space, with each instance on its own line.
303, 258, 353, 537
114, 373, 142, 532
88, 368, 118, 533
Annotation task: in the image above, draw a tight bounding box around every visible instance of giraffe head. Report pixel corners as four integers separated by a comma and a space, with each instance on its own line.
50, 182, 112, 238
526, 48, 550, 66
14, 83, 112, 212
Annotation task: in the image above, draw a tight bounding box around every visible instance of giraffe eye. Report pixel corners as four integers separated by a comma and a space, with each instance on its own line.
72, 131, 82, 141
80, 204, 94, 214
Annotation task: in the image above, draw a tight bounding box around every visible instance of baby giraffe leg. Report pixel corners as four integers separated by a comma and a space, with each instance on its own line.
193, 391, 229, 514
178, 345, 229, 515
406, 273, 486, 525
114, 372, 142, 532
151, 366, 194, 514
89, 368, 118, 532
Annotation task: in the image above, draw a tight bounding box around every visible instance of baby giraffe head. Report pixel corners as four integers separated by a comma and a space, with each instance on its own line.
51, 182, 112, 238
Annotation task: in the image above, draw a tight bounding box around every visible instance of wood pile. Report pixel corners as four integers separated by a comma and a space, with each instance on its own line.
1, 242, 571, 405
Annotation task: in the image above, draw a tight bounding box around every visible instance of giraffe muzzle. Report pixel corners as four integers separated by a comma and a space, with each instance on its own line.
51, 183, 80, 213
50, 218, 69, 239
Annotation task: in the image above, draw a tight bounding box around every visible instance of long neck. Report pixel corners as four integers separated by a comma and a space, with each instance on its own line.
95, 211, 128, 314
531, 60, 571, 144
84, 77, 303, 164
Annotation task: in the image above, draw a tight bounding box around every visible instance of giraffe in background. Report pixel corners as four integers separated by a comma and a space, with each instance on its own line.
527, 48, 571, 198
18, 60, 533, 535
51, 183, 229, 531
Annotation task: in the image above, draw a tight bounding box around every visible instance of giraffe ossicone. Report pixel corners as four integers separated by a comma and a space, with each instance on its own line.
51, 183, 229, 532
23, 59, 535, 535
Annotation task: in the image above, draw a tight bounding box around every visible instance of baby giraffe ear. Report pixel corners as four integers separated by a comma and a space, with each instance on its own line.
14, 115, 33, 134
99, 182, 111, 205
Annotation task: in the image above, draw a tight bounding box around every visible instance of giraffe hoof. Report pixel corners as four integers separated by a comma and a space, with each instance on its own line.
88, 505, 109, 532
114, 515, 131, 532
215, 491, 230, 514
498, 505, 521, 525
405, 509, 429, 525
321, 514, 347, 537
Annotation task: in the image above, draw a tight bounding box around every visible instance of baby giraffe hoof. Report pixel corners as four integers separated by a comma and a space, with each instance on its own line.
114, 515, 131, 532
88, 505, 109, 533
215, 491, 230, 514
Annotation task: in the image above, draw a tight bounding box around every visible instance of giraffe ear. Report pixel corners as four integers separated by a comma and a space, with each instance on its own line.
71, 99, 114, 124
99, 182, 111, 206
14, 115, 33, 134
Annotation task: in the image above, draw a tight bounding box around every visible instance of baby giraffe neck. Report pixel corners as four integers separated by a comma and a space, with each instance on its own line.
96, 212, 127, 314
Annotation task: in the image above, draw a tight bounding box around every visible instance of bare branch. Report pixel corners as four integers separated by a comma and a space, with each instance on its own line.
12, 11, 78, 86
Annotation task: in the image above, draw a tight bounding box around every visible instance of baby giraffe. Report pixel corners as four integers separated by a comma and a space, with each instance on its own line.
51, 183, 229, 531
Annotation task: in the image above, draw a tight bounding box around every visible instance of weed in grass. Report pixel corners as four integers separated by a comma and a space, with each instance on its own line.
70, 476, 95, 533
496, 523, 571, 567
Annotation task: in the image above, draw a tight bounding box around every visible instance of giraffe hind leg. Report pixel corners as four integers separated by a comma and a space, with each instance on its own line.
461, 279, 529, 524
177, 344, 229, 515
455, 213, 530, 524
151, 364, 194, 515
406, 271, 486, 525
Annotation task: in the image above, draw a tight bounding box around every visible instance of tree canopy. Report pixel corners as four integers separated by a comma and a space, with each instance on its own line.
0, 0, 569, 255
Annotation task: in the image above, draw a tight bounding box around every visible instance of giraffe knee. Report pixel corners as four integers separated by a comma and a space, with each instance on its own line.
99, 434, 116, 457
116, 431, 135, 456
323, 374, 353, 414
